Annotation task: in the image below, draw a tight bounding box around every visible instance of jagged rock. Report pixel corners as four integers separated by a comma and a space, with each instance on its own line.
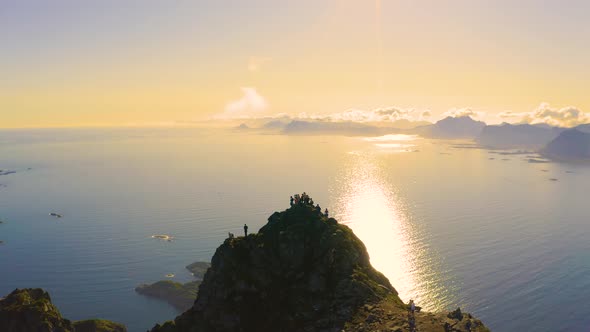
0, 288, 126, 332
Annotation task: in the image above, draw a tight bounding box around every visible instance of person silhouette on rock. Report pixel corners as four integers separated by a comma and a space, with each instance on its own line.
243, 224, 248, 237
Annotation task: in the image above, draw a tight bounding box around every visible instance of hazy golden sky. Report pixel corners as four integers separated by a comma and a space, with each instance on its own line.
2, 1, 590, 128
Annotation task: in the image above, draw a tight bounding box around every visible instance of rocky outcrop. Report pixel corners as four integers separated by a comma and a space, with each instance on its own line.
0, 288, 126, 332
150, 203, 489, 332
151, 204, 398, 332
345, 300, 489, 332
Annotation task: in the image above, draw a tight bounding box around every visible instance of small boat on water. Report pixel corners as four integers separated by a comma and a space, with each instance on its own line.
49, 213, 63, 218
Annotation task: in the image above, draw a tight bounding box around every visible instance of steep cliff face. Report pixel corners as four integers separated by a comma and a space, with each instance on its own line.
0, 288, 126, 332
152, 204, 400, 332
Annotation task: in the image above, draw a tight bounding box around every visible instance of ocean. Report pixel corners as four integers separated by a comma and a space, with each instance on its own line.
1, 128, 589, 331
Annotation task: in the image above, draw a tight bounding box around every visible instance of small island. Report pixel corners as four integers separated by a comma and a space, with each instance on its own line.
135, 261, 211, 311
0, 170, 16, 176
186, 261, 211, 278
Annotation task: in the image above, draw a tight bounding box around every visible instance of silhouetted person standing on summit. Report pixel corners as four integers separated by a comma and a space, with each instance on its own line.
243, 224, 248, 237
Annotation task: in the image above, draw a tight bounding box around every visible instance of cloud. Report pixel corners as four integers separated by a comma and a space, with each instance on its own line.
217, 87, 268, 119
212, 103, 432, 124
442, 108, 484, 119
499, 103, 589, 127
212, 105, 433, 124
420, 110, 432, 119
248, 56, 272, 72
298, 106, 428, 123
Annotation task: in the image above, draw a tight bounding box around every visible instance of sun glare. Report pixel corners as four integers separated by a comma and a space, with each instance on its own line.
334, 153, 415, 299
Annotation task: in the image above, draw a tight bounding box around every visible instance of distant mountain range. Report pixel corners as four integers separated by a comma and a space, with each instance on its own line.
413, 116, 486, 139
251, 116, 485, 138
478, 122, 590, 160
477, 123, 564, 149
238, 118, 430, 136
235, 116, 590, 160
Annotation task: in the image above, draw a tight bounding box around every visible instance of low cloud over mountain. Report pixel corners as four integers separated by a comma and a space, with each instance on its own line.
500, 103, 589, 128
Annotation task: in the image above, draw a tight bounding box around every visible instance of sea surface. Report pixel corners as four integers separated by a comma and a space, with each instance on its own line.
1, 128, 589, 331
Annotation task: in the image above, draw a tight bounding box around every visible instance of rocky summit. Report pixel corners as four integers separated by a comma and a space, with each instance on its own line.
0, 288, 126, 332
151, 202, 489, 332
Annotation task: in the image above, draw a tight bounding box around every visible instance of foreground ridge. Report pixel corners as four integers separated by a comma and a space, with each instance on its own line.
0, 288, 126, 332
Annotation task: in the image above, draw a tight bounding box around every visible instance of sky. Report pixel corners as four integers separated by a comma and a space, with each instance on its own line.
1, 0, 590, 128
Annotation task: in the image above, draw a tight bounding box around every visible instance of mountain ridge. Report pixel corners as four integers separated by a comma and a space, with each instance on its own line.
150, 202, 489, 332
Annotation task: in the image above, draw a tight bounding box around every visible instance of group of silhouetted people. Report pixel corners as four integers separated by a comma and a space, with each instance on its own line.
290, 192, 329, 217
230, 193, 333, 241
291, 192, 314, 206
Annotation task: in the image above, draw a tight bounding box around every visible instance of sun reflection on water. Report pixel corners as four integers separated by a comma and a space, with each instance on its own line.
332, 140, 451, 311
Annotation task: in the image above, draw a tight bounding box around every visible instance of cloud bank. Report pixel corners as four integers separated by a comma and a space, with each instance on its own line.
499, 103, 589, 127
295, 107, 431, 123
213, 104, 435, 125
217, 87, 268, 119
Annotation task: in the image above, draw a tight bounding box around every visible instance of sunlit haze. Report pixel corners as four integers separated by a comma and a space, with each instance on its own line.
2, 1, 590, 127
